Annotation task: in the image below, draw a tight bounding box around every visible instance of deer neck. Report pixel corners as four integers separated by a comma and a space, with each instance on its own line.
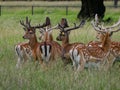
29, 35, 38, 49
62, 35, 69, 48
49, 34, 53, 41
101, 33, 111, 52
44, 32, 53, 42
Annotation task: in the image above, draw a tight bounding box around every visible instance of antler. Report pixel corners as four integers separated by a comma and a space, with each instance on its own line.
92, 14, 120, 33
106, 20, 120, 33
57, 20, 85, 32
60, 18, 69, 28
47, 24, 58, 31
95, 14, 99, 26
39, 24, 58, 32
20, 17, 31, 29
92, 18, 120, 33
63, 20, 85, 32
91, 20, 105, 32
34, 17, 51, 29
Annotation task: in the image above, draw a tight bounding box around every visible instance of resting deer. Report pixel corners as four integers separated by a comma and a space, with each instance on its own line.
15, 17, 50, 68
56, 19, 85, 67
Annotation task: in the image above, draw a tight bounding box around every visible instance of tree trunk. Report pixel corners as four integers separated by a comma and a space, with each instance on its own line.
114, 0, 118, 8
77, 0, 105, 19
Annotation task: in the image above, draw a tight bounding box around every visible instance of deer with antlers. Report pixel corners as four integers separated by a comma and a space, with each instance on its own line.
15, 17, 51, 68
56, 18, 85, 67
91, 14, 120, 66
36, 25, 63, 67
69, 15, 116, 72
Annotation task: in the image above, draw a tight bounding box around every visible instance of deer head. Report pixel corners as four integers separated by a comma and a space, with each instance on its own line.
20, 17, 36, 40
91, 14, 120, 39
56, 19, 85, 41
91, 14, 120, 51
39, 25, 58, 42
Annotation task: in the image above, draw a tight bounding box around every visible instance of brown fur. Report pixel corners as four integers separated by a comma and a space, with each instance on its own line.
72, 30, 112, 71
38, 27, 62, 67
56, 30, 84, 66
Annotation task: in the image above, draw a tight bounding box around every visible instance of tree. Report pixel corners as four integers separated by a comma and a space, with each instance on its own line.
114, 0, 118, 8
77, 0, 105, 19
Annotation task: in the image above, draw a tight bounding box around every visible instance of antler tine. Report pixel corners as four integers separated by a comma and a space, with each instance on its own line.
105, 20, 120, 29
34, 17, 51, 29
20, 20, 26, 27
26, 17, 29, 25
111, 20, 120, 28
64, 20, 85, 32
39, 28, 45, 33
95, 14, 99, 25
45, 17, 51, 26
91, 20, 106, 33
28, 19, 31, 28
47, 24, 59, 31
58, 23, 65, 31
20, 17, 31, 29
34, 22, 50, 29
111, 26, 120, 33
25, 16, 31, 28
34, 24, 42, 28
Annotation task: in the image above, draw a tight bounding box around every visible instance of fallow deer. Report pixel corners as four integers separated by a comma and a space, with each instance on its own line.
15, 17, 50, 68
69, 16, 113, 72
37, 25, 63, 67
56, 19, 85, 67
91, 14, 120, 66
37, 18, 70, 67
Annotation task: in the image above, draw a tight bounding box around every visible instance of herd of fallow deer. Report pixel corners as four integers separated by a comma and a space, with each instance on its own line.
15, 14, 120, 72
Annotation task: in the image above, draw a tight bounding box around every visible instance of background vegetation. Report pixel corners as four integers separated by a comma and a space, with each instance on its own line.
0, 1, 120, 90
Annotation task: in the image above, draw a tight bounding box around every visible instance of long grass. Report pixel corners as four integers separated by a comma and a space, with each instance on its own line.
0, 2, 120, 90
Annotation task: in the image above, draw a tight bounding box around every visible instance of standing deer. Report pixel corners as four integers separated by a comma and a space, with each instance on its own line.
37, 25, 63, 67
56, 19, 85, 67
69, 15, 113, 72
91, 14, 120, 66
15, 17, 50, 68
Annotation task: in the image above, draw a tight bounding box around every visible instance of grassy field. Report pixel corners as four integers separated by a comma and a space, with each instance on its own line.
0, 1, 120, 90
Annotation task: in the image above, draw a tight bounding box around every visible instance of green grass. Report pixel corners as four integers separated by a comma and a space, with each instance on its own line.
0, 2, 120, 90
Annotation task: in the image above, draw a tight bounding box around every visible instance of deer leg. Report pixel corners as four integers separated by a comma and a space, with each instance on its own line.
16, 56, 23, 69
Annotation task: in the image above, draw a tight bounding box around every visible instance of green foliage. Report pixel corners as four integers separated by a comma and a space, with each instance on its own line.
0, 5, 120, 90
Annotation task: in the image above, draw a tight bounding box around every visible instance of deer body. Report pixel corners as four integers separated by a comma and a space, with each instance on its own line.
15, 17, 51, 68
56, 19, 85, 67
111, 41, 120, 58
15, 29, 40, 68
37, 26, 62, 67
15, 42, 32, 68
69, 14, 118, 71
90, 15, 120, 66
70, 32, 111, 71
57, 31, 84, 66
